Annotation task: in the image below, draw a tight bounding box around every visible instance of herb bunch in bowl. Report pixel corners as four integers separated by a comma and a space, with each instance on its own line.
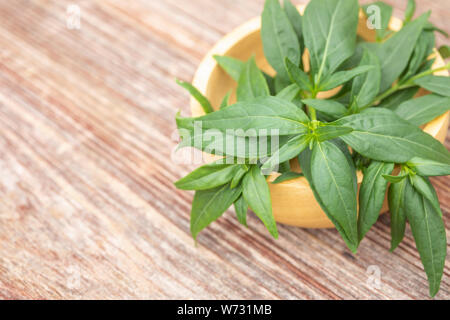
175, 0, 450, 297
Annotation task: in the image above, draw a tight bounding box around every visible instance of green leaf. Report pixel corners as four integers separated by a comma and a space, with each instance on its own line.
438, 45, 450, 59
242, 165, 278, 238
414, 76, 450, 97
311, 140, 358, 251
191, 183, 243, 240
336, 108, 450, 164
319, 65, 374, 91
393, 94, 450, 126
176, 80, 214, 114
176, 115, 290, 159
411, 175, 442, 217
404, 0, 416, 24
402, 31, 435, 81
230, 165, 249, 189
234, 195, 248, 227
175, 162, 242, 190
220, 90, 232, 109
383, 174, 408, 183
214, 55, 244, 81
237, 57, 270, 102
417, 58, 436, 75
314, 125, 353, 142
302, 99, 347, 119
272, 171, 304, 184
278, 161, 291, 173
262, 134, 310, 172
377, 87, 419, 110
388, 175, 407, 251
408, 157, 450, 177
358, 161, 395, 242
264, 73, 277, 95
302, 0, 359, 84
262, 0, 301, 82
378, 87, 419, 110
351, 50, 381, 107
298, 147, 357, 251
425, 22, 449, 38
285, 58, 312, 91
180, 96, 309, 136
274, 75, 291, 94
371, 12, 430, 93
283, 0, 304, 55
276, 83, 301, 102
404, 180, 447, 297
363, 2, 393, 41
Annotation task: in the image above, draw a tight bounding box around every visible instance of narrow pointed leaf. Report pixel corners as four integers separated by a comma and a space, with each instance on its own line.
388, 176, 407, 251
262, 0, 300, 81
408, 157, 450, 177
191, 184, 242, 240
336, 108, 450, 164
285, 58, 312, 91
302, 0, 359, 82
371, 12, 429, 93
302, 99, 347, 118
404, 0, 416, 24
180, 96, 309, 136
283, 0, 304, 53
414, 76, 450, 97
230, 165, 249, 189
315, 125, 353, 142
214, 55, 244, 81
272, 171, 304, 184
358, 161, 395, 242
299, 147, 357, 251
237, 57, 270, 101
262, 134, 310, 172
176, 115, 290, 159
311, 141, 359, 251
404, 180, 447, 297
175, 162, 242, 190
351, 50, 381, 107
402, 30, 435, 80
393, 94, 450, 126
176, 80, 214, 113
242, 166, 278, 238
276, 83, 301, 102
234, 195, 248, 227
319, 65, 374, 91
220, 90, 232, 109
411, 175, 442, 217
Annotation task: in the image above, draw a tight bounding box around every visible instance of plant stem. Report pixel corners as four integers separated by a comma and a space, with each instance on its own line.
307, 91, 318, 121
407, 62, 450, 83
360, 62, 450, 111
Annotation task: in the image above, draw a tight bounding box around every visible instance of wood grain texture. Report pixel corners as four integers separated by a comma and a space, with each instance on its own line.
0, 0, 449, 300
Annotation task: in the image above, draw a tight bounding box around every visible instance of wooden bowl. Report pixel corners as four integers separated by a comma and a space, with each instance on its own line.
190, 5, 449, 228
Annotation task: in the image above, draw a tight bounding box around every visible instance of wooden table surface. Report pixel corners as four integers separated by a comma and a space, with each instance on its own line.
0, 0, 449, 300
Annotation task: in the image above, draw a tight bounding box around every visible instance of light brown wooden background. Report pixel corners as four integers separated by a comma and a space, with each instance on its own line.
0, 0, 449, 300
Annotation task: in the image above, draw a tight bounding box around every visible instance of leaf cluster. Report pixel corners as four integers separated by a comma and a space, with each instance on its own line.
175, 0, 450, 297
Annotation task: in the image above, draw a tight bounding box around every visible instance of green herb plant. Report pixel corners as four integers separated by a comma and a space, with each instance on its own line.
175, 0, 450, 297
